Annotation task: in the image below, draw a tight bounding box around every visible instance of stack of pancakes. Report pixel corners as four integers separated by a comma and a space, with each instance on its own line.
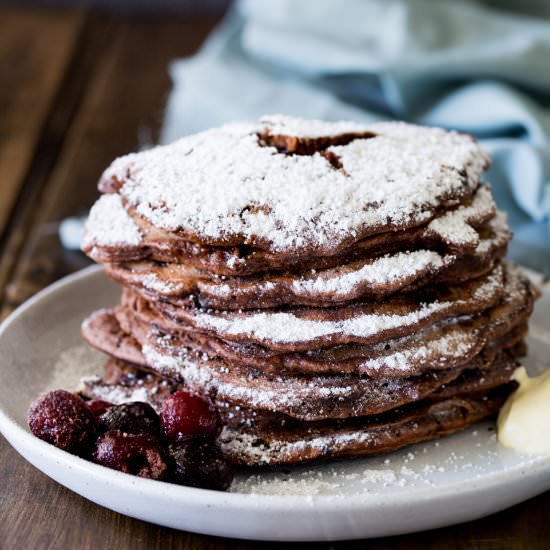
79, 116, 535, 466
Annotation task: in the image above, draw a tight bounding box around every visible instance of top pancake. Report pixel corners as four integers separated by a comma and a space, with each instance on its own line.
83, 115, 489, 260
83, 183, 499, 276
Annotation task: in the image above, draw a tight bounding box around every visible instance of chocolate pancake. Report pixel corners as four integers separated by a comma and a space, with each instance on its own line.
103, 261, 531, 378
79, 357, 516, 466
104, 210, 509, 311
124, 264, 506, 352
84, 182, 496, 276
88, 117, 488, 255
81, 303, 521, 421
218, 387, 513, 466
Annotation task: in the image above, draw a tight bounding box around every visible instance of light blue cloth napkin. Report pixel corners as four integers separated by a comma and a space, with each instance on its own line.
162, 0, 550, 274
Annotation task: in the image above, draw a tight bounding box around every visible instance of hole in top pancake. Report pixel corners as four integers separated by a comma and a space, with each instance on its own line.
257, 130, 376, 155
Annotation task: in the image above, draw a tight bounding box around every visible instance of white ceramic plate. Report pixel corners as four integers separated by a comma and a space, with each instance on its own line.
1, 265, 550, 541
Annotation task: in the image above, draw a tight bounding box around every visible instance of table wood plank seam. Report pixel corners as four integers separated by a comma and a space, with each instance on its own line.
0, 9, 83, 238
0, 13, 114, 316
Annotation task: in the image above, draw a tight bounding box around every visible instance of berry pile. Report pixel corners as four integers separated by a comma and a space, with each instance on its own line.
27, 389, 234, 491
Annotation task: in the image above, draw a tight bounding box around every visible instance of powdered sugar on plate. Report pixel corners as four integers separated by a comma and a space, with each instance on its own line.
48, 345, 104, 391
228, 466, 398, 496
220, 422, 530, 496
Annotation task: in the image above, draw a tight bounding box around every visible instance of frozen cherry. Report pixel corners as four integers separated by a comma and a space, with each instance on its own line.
99, 402, 161, 437
168, 437, 234, 491
87, 399, 113, 419
27, 390, 97, 453
93, 430, 168, 480
160, 391, 221, 441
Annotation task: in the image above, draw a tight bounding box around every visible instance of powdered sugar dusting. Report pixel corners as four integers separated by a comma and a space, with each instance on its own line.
82, 194, 142, 248
425, 185, 495, 248
118, 202, 509, 305
140, 345, 364, 416
205, 250, 449, 300
361, 325, 478, 373
141, 273, 178, 294
136, 316, 505, 420
476, 211, 508, 254
292, 250, 447, 296
228, 464, 398, 496
195, 306, 439, 344
78, 378, 152, 404
101, 117, 488, 252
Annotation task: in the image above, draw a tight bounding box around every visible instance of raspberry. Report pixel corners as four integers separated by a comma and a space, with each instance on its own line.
160, 391, 221, 441
27, 390, 97, 454
93, 430, 168, 480
87, 399, 113, 419
168, 437, 234, 491
98, 402, 162, 437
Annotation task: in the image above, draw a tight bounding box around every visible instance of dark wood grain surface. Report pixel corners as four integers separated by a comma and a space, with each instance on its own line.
1, 9, 549, 549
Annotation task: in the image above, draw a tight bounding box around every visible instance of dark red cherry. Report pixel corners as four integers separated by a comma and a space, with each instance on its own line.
98, 402, 162, 437
168, 437, 234, 491
93, 430, 168, 480
87, 399, 113, 419
27, 390, 97, 454
160, 391, 221, 441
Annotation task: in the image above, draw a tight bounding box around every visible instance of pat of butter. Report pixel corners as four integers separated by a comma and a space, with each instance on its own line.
498, 366, 550, 455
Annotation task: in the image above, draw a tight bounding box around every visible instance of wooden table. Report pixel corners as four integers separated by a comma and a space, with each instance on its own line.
1, 8, 548, 549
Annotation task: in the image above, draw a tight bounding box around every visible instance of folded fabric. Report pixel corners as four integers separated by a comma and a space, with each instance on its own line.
161, 0, 550, 274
